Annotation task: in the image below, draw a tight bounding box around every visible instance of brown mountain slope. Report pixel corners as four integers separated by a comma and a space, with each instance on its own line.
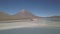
14, 9, 38, 19
0, 9, 40, 20
0, 12, 9, 20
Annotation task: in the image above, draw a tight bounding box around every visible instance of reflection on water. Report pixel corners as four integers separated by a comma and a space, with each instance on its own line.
38, 18, 60, 26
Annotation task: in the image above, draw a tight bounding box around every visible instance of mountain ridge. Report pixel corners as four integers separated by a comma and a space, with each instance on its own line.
0, 9, 40, 20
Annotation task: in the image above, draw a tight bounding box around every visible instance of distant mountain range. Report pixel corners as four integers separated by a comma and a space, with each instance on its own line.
0, 9, 60, 21
0, 9, 40, 20
49, 16, 60, 18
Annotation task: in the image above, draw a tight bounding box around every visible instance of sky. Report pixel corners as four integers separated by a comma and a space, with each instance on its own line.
0, 0, 60, 17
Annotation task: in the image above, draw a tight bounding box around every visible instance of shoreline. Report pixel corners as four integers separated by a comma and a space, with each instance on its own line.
0, 21, 60, 30
0, 22, 44, 30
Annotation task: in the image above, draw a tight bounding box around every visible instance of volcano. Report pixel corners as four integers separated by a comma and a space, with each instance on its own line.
14, 9, 38, 19
0, 9, 40, 20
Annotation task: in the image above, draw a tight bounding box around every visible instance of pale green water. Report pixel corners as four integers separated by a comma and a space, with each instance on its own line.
0, 18, 60, 34
0, 27, 60, 34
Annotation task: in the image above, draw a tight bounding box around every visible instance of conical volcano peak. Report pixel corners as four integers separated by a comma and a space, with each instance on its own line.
21, 9, 26, 12
20, 9, 29, 13
19, 9, 32, 15
15, 9, 34, 17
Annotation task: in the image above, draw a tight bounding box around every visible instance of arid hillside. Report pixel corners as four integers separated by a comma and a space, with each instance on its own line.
0, 9, 40, 21
0, 12, 10, 20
